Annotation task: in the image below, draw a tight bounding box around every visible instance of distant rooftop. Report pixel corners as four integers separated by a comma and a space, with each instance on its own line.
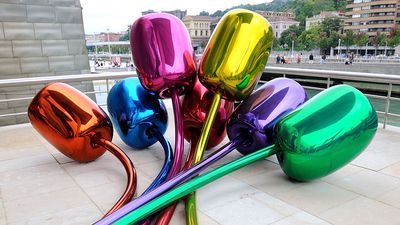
183, 15, 215, 21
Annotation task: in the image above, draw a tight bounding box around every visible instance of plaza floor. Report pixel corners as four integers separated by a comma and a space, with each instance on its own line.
1, 104, 400, 225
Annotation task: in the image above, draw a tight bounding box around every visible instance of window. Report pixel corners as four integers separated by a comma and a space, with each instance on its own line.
195, 30, 197, 36
276, 25, 278, 28
200, 30, 203, 36
276, 32, 278, 37
206, 30, 208, 36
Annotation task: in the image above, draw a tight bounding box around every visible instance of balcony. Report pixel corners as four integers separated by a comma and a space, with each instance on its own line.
346, 0, 398, 9
1, 68, 400, 224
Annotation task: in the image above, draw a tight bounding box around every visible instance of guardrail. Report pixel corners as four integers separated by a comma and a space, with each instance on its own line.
262, 67, 400, 129
0, 67, 399, 128
0, 72, 136, 122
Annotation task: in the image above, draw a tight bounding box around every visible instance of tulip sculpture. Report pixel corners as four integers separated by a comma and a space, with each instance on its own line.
131, 13, 195, 186
28, 83, 136, 218
114, 84, 378, 224
107, 77, 173, 193
186, 9, 273, 224
27, 8, 379, 225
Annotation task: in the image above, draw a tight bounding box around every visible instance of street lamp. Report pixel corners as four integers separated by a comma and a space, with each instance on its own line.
384, 41, 388, 56
128, 26, 133, 67
338, 38, 341, 58
94, 32, 98, 59
291, 40, 294, 58
107, 28, 112, 64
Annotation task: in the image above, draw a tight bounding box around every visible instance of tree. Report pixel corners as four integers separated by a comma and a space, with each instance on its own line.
342, 30, 355, 53
387, 29, 400, 49
199, 11, 209, 16
320, 17, 342, 36
296, 26, 320, 50
370, 32, 387, 56
212, 10, 224, 17
279, 25, 304, 49
119, 25, 131, 41
354, 32, 369, 55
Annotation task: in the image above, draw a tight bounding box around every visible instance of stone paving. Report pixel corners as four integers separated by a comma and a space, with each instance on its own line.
1, 104, 400, 225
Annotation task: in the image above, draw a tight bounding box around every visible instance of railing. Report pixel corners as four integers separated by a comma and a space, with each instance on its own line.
262, 67, 400, 129
0, 72, 136, 121
0, 67, 399, 128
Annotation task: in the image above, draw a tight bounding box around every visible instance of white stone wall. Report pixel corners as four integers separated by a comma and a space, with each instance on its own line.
0, 0, 91, 125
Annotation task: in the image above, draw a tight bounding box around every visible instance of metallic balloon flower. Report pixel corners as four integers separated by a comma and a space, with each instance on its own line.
275, 84, 378, 181
186, 9, 274, 224
183, 77, 234, 149
228, 78, 307, 155
131, 13, 196, 99
107, 77, 168, 149
199, 9, 274, 101
29, 83, 113, 162
129, 12, 197, 225
28, 82, 136, 217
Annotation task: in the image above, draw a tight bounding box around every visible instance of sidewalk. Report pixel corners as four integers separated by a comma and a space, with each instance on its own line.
1, 108, 400, 224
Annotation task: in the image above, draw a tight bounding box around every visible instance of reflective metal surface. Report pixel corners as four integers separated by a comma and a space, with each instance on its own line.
275, 84, 378, 181
131, 13, 196, 98
107, 77, 168, 149
28, 82, 112, 162
199, 9, 273, 101
228, 78, 307, 155
114, 85, 378, 225
28, 82, 138, 217
182, 78, 234, 149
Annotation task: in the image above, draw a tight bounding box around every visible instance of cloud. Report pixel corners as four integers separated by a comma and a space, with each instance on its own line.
81, 0, 270, 33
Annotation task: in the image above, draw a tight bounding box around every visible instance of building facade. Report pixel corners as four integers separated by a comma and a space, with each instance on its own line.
344, 0, 400, 36
256, 11, 296, 20
182, 15, 213, 47
255, 11, 299, 38
0, 0, 90, 125
269, 18, 300, 38
306, 11, 345, 30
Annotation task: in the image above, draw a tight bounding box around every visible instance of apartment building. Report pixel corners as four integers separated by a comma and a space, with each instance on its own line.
344, 0, 400, 36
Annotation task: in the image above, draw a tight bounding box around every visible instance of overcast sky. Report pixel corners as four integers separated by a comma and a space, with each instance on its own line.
81, 0, 270, 34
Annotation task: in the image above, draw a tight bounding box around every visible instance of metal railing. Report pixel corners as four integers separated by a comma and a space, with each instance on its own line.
0, 67, 399, 128
0, 72, 136, 121
262, 67, 400, 129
